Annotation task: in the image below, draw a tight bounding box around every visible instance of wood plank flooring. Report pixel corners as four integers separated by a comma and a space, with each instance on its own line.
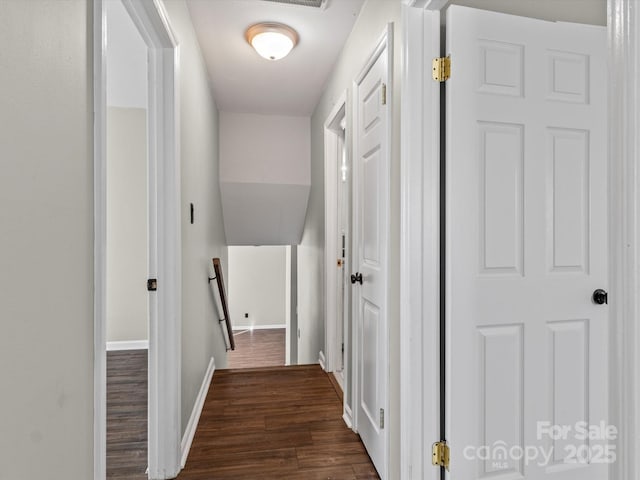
226, 328, 285, 369
107, 349, 147, 480
178, 365, 379, 480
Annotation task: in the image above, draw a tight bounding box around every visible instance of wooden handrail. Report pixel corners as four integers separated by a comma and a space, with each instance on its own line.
212, 258, 235, 351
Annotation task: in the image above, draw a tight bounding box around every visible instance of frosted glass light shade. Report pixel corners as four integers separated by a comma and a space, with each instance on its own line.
246, 23, 299, 61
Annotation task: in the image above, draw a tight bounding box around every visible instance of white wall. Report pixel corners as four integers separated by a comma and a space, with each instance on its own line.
105, 0, 149, 344
219, 112, 311, 245
0, 1, 93, 478
106, 0, 148, 108
106, 107, 149, 343
228, 246, 287, 328
220, 112, 310, 185
161, 0, 229, 433
308, 0, 402, 475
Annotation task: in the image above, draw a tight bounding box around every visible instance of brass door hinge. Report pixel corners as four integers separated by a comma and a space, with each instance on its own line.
432, 441, 450, 471
432, 56, 451, 82
381, 83, 387, 105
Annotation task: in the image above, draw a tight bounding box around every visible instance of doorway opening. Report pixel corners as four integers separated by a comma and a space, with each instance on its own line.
225, 245, 295, 369
94, 0, 180, 478
104, 1, 150, 477
324, 93, 350, 397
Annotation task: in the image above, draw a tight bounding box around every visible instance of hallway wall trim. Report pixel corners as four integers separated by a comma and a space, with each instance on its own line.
232, 324, 286, 331
343, 404, 354, 429
318, 350, 326, 370
106, 340, 150, 351
609, 0, 640, 477
181, 357, 215, 468
399, 3, 441, 480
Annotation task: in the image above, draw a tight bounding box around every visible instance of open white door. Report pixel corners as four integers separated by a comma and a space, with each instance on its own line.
446, 6, 608, 479
352, 25, 392, 479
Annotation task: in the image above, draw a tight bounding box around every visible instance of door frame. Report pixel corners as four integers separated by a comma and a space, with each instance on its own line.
399, 3, 441, 480
400, 0, 639, 478
324, 90, 351, 420
324, 89, 347, 375
93, 1, 182, 478
351, 23, 393, 480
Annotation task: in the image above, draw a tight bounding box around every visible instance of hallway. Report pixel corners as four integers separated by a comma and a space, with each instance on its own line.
178, 365, 379, 479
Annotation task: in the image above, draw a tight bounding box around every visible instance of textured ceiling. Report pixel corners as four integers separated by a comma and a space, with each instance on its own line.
186, 0, 365, 116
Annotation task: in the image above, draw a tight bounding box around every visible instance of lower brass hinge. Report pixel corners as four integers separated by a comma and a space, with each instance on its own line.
432, 56, 451, 82
432, 441, 450, 471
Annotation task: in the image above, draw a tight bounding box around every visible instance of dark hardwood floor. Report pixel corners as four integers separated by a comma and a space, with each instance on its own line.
178, 365, 379, 480
226, 328, 285, 369
107, 349, 147, 480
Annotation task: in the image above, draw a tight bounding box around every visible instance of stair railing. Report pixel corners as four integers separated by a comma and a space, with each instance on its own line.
209, 257, 235, 351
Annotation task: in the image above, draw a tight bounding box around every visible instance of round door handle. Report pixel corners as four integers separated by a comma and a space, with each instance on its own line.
350, 272, 363, 285
592, 289, 608, 305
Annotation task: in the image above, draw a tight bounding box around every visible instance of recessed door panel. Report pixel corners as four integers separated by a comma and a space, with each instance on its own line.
361, 301, 380, 432
363, 148, 381, 265
547, 319, 589, 469
478, 40, 524, 97
547, 50, 590, 104
479, 122, 524, 275
478, 324, 524, 477
547, 128, 590, 273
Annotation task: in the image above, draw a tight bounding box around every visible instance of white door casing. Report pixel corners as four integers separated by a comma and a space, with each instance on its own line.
608, 1, 640, 478
352, 24, 392, 479
324, 91, 348, 378
399, 4, 442, 479
446, 6, 608, 480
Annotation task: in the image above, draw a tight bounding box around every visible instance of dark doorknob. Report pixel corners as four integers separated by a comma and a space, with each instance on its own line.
350, 272, 363, 285
592, 289, 608, 305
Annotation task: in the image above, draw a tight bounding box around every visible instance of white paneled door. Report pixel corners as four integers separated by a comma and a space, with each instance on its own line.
446, 6, 608, 480
353, 28, 391, 479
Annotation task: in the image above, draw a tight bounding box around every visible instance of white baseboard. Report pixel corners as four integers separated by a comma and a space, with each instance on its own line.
343, 404, 354, 430
106, 340, 149, 351
318, 350, 326, 371
181, 357, 215, 468
332, 371, 344, 391
232, 324, 286, 331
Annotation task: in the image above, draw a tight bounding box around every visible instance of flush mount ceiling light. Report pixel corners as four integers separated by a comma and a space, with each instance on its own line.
245, 22, 299, 61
